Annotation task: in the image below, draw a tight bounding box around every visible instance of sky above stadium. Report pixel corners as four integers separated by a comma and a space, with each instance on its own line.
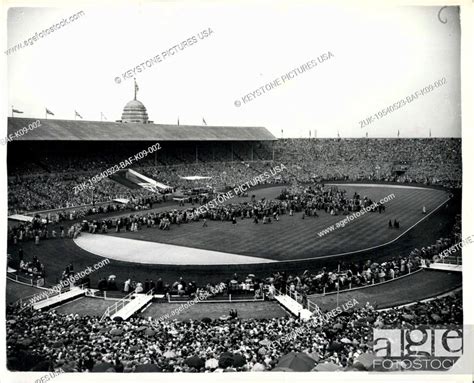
6, 4, 461, 138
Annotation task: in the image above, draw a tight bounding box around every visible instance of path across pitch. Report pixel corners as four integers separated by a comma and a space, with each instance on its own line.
74, 233, 273, 265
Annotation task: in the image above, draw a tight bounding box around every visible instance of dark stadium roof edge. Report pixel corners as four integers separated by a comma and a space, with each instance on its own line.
7, 117, 276, 141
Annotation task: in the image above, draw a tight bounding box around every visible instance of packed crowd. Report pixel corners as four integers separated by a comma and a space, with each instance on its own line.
408, 213, 462, 262
8, 174, 164, 213
6, 190, 174, 245
6, 291, 462, 372
274, 138, 462, 187
278, 184, 382, 216
8, 181, 368, 249
69, 184, 376, 238
8, 138, 461, 214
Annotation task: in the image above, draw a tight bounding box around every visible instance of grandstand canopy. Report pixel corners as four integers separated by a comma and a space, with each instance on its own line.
7, 118, 276, 141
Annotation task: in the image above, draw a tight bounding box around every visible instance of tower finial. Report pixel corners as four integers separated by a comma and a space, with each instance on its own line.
134, 78, 139, 101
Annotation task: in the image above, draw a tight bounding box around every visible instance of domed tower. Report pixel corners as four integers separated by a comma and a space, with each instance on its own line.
121, 78, 149, 123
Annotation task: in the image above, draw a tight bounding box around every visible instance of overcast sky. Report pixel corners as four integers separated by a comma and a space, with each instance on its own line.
6, 4, 461, 138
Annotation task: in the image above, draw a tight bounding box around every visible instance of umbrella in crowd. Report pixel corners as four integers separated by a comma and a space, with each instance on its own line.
312, 362, 343, 372
272, 367, 293, 372
31, 361, 50, 371
274, 352, 316, 372
109, 328, 123, 336
144, 328, 155, 337
306, 351, 320, 362
232, 353, 246, 367
218, 352, 234, 368
134, 364, 160, 372
353, 353, 376, 371
92, 362, 115, 372
185, 355, 205, 369
327, 341, 343, 352
59, 363, 76, 372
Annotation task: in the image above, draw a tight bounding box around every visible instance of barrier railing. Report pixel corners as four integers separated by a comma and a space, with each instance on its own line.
439, 256, 462, 265
12, 282, 89, 310
167, 292, 263, 303
100, 289, 154, 321
100, 290, 135, 321
285, 285, 304, 304
7, 272, 40, 287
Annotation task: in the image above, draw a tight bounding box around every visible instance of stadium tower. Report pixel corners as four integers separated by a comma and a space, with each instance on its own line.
120, 78, 150, 124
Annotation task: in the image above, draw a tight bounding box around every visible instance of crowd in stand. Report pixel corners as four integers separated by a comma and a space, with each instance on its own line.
6, 291, 462, 372
7, 138, 461, 214
8, 175, 163, 213
408, 213, 462, 261
275, 138, 462, 187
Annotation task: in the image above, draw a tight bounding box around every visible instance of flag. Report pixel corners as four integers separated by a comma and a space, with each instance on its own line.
397, 129, 400, 137
134, 78, 139, 100
75, 110, 83, 119
101, 112, 107, 121
12, 108, 23, 114
45, 108, 54, 115
202, 118, 207, 125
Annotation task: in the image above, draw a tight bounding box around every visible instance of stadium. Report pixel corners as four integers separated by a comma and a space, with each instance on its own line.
6, 93, 463, 373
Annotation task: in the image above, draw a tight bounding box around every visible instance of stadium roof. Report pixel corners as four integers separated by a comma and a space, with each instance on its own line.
7, 118, 276, 141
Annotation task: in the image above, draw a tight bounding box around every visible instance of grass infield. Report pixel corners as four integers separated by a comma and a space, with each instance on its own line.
7, 185, 460, 290
110, 185, 449, 261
